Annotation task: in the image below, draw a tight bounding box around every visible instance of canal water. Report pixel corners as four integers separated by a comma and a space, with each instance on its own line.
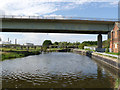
1, 52, 119, 88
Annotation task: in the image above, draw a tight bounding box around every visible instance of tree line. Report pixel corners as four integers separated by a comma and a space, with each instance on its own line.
42, 39, 110, 49
42, 40, 99, 49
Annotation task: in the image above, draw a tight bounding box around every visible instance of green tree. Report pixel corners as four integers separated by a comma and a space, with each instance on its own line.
53, 42, 59, 45
82, 41, 97, 46
42, 40, 52, 48
103, 39, 110, 48
58, 42, 64, 48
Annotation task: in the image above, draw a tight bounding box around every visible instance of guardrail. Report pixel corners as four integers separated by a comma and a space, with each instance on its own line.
0, 15, 118, 21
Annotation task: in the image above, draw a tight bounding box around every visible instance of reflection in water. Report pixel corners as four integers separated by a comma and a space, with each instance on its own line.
1, 52, 118, 88
92, 58, 120, 89
97, 66, 103, 80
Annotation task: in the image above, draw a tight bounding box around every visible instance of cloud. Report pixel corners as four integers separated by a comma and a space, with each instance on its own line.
0, 0, 118, 16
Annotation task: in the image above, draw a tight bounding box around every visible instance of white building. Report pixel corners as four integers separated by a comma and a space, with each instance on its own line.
24, 43, 34, 46
0, 41, 11, 44
84, 46, 96, 50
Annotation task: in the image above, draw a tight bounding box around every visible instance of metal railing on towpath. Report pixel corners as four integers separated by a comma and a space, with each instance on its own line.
0, 15, 118, 22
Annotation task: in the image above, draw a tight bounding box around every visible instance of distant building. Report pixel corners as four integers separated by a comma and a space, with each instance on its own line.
84, 46, 96, 51
0, 41, 11, 45
0, 38, 12, 45
110, 22, 120, 53
24, 43, 34, 46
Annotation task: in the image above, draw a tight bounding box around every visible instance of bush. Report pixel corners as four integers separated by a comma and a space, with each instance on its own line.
105, 48, 109, 53
78, 44, 84, 49
42, 47, 48, 52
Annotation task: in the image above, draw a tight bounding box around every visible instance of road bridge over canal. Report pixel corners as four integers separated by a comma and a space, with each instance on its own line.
0, 15, 118, 51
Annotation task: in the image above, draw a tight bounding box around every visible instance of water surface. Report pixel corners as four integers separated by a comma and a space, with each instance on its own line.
1, 52, 118, 88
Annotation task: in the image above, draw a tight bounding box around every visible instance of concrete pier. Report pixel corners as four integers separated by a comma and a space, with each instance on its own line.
96, 34, 105, 52
98, 34, 102, 48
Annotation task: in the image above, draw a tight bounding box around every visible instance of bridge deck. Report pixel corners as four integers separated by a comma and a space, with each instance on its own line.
1, 15, 117, 34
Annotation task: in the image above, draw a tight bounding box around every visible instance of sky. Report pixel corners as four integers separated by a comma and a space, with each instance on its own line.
0, 0, 119, 45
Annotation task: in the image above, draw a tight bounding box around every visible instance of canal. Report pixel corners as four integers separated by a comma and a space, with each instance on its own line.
1, 52, 120, 88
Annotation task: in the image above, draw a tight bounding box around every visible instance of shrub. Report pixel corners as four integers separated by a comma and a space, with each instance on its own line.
105, 48, 109, 53
78, 44, 84, 49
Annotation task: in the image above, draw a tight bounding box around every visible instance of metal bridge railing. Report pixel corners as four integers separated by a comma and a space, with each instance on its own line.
0, 15, 118, 22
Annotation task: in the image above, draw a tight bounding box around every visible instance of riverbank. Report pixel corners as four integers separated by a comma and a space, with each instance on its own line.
1, 47, 72, 61
1, 50, 41, 61
47, 48, 72, 52
73, 49, 120, 70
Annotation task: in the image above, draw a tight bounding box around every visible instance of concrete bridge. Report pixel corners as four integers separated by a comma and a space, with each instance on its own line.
0, 15, 118, 51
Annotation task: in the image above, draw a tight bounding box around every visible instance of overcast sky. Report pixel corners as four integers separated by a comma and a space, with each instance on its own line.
0, 0, 119, 45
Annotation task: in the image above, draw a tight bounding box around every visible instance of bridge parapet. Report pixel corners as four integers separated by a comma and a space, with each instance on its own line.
0, 15, 118, 22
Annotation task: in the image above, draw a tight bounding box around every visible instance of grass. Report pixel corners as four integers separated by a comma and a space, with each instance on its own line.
95, 53, 120, 60
1, 47, 41, 52
115, 78, 120, 88
1, 51, 41, 61
106, 52, 120, 55
1, 52, 25, 61
0, 47, 41, 61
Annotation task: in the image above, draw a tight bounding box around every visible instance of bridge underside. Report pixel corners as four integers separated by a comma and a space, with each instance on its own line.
2, 29, 109, 34
1, 18, 116, 52
1, 18, 115, 34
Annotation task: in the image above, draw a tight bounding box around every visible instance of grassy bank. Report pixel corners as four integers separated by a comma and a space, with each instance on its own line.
106, 52, 120, 55
1, 52, 25, 61
1, 51, 41, 61
1, 47, 41, 52
94, 53, 120, 61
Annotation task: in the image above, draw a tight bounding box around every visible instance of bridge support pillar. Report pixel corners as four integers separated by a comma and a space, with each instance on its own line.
96, 34, 105, 52
98, 34, 102, 48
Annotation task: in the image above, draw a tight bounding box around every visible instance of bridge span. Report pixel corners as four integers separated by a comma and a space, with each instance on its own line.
1, 15, 117, 34
0, 15, 118, 52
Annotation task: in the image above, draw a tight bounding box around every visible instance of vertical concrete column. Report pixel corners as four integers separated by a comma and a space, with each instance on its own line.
97, 34, 102, 48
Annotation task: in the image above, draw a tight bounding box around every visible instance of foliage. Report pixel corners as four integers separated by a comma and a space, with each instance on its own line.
42, 40, 52, 48
106, 52, 120, 55
103, 39, 110, 48
78, 44, 84, 49
53, 42, 59, 45
105, 48, 109, 53
52, 41, 81, 46
1, 48, 41, 52
1, 50, 41, 61
2, 52, 25, 61
42, 46, 47, 52
82, 41, 97, 46
58, 42, 66, 48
